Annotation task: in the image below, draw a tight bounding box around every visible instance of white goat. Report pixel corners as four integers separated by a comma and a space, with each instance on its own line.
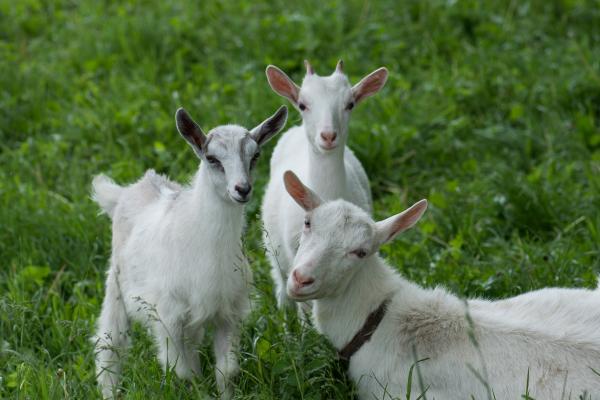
261, 60, 388, 309
91, 106, 288, 399
282, 170, 600, 400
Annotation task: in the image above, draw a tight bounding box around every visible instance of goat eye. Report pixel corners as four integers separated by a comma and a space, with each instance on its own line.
206, 156, 219, 164
346, 101, 355, 111
304, 217, 311, 229
351, 249, 367, 258
250, 152, 260, 168
205, 156, 223, 170
298, 103, 307, 111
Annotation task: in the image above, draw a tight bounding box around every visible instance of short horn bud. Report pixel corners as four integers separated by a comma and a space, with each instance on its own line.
304, 59, 314, 75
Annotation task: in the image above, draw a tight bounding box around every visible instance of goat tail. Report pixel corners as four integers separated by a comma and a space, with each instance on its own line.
92, 174, 123, 219
92, 264, 130, 398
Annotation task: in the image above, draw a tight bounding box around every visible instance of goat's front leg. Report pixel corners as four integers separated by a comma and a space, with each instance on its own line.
213, 319, 240, 399
181, 323, 204, 376
151, 313, 198, 380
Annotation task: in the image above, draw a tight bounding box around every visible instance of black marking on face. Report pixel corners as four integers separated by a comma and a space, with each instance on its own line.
240, 133, 260, 170
205, 154, 224, 172
250, 151, 260, 169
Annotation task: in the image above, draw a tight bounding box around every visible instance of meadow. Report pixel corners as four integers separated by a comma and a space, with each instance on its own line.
1, 0, 600, 398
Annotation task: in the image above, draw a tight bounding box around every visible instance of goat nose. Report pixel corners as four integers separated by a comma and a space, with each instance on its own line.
235, 183, 252, 197
320, 131, 337, 144
293, 269, 315, 287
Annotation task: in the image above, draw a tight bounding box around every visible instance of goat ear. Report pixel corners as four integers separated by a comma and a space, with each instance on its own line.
266, 65, 300, 104
251, 106, 288, 146
352, 67, 388, 105
375, 199, 427, 246
175, 108, 206, 157
283, 170, 322, 211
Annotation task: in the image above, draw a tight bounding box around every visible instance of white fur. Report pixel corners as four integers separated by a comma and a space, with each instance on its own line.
91, 107, 287, 399
283, 173, 600, 399
261, 61, 387, 309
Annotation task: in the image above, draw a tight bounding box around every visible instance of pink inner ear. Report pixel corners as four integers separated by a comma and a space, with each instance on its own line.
386, 200, 427, 241
354, 69, 388, 103
267, 68, 299, 102
284, 171, 315, 210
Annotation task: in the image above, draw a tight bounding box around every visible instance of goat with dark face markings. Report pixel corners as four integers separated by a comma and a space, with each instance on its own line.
91, 106, 287, 399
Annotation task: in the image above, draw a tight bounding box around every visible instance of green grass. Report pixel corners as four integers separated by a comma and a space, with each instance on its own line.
2, 0, 600, 398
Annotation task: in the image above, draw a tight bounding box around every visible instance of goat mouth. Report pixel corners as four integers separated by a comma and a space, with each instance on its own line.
288, 289, 319, 300
230, 195, 250, 204
318, 143, 338, 151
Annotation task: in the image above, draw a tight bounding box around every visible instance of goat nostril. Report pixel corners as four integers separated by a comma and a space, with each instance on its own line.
320, 132, 337, 144
293, 270, 314, 287
235, 184, 251, 196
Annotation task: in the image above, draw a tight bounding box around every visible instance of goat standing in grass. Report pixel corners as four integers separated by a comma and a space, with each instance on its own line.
282, 170, 600, 399
91, 106, 288, 399
261, 60, 388, 310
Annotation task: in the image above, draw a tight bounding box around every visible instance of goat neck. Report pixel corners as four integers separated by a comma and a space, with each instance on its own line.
305, 126, 348, 201
312, 256, 399, 350
189, 163, 245, 236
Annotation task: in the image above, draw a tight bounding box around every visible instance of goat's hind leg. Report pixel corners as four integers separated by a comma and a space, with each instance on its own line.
93, 266, 130, 399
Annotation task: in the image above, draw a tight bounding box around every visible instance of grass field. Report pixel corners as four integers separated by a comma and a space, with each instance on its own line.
2, 0, 600, 398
